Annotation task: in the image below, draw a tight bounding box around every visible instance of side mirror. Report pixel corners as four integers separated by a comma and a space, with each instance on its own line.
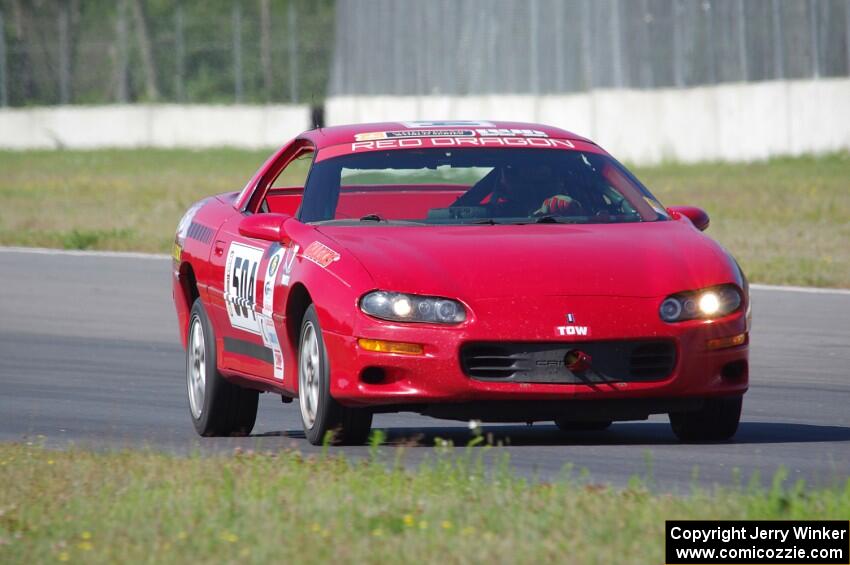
238, 213, 292, 243
667, 206, 710, 231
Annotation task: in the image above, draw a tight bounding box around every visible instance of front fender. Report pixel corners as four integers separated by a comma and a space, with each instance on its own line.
280, 223, 375, 336
274, 228, 374, 394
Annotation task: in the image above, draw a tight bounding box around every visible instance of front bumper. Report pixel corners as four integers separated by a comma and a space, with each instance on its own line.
323, 295, 749, 416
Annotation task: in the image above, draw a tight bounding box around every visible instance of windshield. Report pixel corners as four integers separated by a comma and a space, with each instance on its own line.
300, 148, 669, 225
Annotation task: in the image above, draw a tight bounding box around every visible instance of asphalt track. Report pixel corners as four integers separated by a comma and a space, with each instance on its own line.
1, 248, 849, 491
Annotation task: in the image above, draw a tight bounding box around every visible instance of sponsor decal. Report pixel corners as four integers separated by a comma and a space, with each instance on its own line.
401, 120, 495, 128
259, 314, 281, 350
260, 318, 279, 348
354, 131, 388, 141
351, 137, 574, 152
262, 247, 286, 316
355, 129, 476, 141
268, 253, 281, 277
280, 243, 299, 286
273, 350, 284, 380
556, 313, 590, 337
303, 241, 340, 268
354, 128, 549, 143
390, 129, 475, 138
476, 128, 548, 137
260, 246, 286, 380
224, 242, 264, 334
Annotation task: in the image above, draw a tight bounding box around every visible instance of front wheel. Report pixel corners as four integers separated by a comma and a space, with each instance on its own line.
186, 299, 258, 436
669, 396, 742, 442
298, 304, 372, 445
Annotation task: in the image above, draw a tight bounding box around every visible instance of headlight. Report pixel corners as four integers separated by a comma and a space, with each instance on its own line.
659, 284, 742, 322
360, 291, 466, 324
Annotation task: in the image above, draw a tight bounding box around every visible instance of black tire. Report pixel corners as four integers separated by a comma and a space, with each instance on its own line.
186, 299, 258, 437
554, 419, 612, 432
298, 304, 372, 445
669, 396, 742, 442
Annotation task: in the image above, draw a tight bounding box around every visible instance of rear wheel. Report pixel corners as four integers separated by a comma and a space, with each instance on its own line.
186, 299, 258, 436
669, 396, 742, 442
298, 304, 372, 445
554, 419, 612, 432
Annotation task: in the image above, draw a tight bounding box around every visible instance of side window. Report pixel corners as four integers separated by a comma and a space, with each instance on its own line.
259, 149, 314, 215
273, 151, 314, 188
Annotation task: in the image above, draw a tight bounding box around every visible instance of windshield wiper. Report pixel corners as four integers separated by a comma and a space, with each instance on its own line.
359, 213, 385, 222
467, 217, 561, 225
506, 215, 580, 225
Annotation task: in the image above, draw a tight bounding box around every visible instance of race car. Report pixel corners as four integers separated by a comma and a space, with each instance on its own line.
172, 120, 750, 445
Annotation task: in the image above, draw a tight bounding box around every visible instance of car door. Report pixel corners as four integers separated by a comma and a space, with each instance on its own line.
207, 142, 315, 382
207, 221, 275, 378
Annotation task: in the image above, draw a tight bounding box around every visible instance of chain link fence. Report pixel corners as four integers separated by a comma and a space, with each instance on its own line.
0, 0, 335, 107
3, 1, 849, 107
330, 0, 850, 96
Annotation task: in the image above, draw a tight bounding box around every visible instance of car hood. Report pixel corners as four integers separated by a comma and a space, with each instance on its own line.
316, 220, 740, 300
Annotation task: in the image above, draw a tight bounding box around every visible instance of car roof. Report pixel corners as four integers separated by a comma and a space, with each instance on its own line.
299, 120, 594, 149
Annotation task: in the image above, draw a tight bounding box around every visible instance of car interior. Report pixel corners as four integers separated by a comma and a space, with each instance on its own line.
260, 148, 665, 225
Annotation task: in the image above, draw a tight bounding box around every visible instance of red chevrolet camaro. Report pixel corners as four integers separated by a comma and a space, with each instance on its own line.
171, 120, 750, 445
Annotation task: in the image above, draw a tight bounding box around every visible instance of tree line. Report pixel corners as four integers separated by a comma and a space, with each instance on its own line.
0, 0, 336, 106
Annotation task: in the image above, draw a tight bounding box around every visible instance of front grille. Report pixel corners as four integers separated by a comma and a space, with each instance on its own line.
461, 340, 676, 383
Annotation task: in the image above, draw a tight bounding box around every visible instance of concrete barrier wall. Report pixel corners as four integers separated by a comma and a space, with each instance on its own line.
326, 78, 850, 165
0, 104, 311, 150
2, 80, 847, 163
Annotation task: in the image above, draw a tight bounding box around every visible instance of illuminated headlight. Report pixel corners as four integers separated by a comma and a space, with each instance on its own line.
360, 291, 466, 324
659, 285, 743, 322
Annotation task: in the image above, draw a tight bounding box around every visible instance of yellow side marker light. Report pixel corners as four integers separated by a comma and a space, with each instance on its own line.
358, 338, 424, 355
706, 333, 747, 350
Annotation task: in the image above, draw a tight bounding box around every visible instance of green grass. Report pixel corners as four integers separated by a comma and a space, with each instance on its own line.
0, 149, 267, 253
0, 443, 847, 564
0, 149, 847, 287
635, 154, 850, 289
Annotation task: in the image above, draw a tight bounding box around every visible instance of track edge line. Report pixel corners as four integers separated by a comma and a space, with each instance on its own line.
0, 246, 170, 260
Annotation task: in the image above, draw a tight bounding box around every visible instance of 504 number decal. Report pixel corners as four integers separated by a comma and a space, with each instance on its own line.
224, 242, 264, 334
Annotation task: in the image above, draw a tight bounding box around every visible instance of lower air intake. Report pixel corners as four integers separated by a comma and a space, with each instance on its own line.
461, 340, 676, 384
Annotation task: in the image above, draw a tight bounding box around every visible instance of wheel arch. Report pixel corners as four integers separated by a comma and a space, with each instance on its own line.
174, 260, 200, 348
285, 282, 313, 349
